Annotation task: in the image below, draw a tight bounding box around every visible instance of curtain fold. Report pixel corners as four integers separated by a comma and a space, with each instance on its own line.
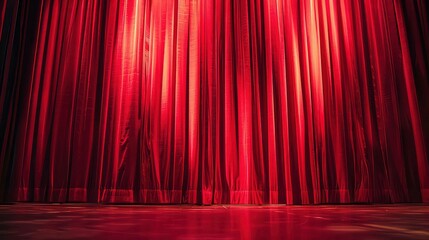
1, 0, 428, 204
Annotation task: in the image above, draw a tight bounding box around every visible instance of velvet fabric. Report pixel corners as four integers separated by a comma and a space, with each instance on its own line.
1, 0, 429, 204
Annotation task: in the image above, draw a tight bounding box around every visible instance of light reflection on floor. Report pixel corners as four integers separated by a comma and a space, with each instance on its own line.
0, 204, 428, 239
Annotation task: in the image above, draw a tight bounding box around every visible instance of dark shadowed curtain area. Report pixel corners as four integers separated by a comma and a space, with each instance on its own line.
1, 0, 429, 204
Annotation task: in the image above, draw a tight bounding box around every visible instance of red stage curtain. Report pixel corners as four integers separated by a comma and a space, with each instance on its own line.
1, 0, 429, 204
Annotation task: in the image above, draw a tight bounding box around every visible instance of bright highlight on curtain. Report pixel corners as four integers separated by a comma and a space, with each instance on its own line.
1, 0, 428, 204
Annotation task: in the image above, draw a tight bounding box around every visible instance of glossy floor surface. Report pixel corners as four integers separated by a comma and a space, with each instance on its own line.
0, 204, 428, 239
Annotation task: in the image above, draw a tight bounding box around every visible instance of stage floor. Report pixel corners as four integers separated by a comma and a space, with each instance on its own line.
0, 204, 428, 239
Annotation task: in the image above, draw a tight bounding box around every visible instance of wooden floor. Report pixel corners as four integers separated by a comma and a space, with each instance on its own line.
0, 204, 428, 239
